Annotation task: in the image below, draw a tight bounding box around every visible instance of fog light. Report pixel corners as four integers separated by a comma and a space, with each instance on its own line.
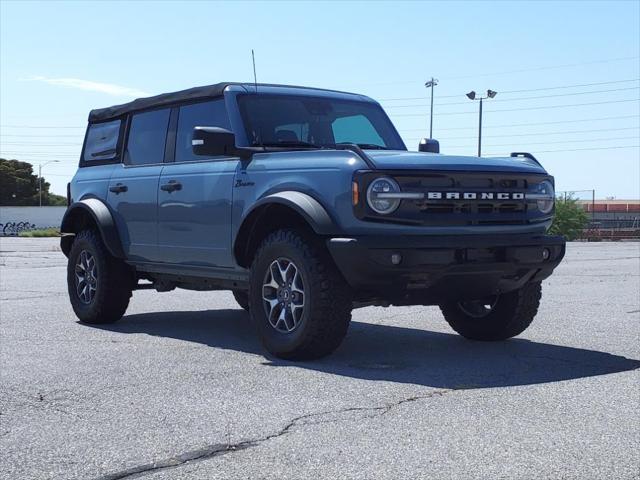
391, 253, 402, 265
542, 248, 550, 260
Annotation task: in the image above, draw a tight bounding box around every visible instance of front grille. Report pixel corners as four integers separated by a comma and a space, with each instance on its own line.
355, 170, 553, 226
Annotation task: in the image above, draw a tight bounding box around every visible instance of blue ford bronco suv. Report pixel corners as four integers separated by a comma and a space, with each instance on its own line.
62, 82, 565, 359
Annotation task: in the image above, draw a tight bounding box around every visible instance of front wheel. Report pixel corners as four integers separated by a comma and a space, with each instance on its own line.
440, 282, 542, 341
232, 289, 250, 312
248, 229, 352, 360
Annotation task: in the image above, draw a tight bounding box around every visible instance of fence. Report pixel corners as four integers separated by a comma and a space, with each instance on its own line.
0, 206, 66, 236
556, 191, 640, 240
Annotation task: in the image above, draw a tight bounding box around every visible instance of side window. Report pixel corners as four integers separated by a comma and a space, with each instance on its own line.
83, 120, 121, 162
125, 108, 171, 166
175, 100, 231, 162
332, 114, 384, 146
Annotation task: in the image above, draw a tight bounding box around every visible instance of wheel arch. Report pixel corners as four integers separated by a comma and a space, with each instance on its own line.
60, 198, 125, 259
234, 191, 340, 268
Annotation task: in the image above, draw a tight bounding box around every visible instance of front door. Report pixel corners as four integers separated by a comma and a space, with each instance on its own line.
157, 99, 237, 268
107, 108, 171, 263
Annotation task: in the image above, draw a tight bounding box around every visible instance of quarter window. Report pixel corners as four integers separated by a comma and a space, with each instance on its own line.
83, 120, 121, 162
125, 109, 171, 166
175, 100, 231, 162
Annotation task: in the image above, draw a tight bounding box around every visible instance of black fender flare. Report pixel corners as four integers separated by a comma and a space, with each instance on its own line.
233, 191, 340, 266
60, 198, 125, 259
249, 191, 338, 234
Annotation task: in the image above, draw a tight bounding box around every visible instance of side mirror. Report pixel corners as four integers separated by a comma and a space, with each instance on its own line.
418, 138, 440, 154
192, 126, 239, 157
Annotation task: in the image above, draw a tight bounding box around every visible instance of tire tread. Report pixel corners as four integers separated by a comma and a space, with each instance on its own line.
67, 230, 132, 324
249, 229, 352, 359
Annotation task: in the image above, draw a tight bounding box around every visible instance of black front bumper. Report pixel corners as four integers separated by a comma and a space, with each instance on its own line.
326, 234, 566, 304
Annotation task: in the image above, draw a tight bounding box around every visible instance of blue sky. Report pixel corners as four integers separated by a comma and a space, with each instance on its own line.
1, 0, 638, 197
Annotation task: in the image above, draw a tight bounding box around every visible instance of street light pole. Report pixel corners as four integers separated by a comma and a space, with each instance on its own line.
38, 160, 60, 207
425, 78, 438, 138
466, 89, 497, 157
477, 97, 483, 157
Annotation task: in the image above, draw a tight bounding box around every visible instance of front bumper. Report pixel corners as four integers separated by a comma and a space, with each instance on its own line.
326, 234, 566, 304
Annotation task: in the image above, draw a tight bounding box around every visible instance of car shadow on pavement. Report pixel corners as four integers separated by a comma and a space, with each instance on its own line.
90, 308, 640, 389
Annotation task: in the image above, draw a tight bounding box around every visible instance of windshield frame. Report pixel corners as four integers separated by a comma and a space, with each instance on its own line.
234, 93, 406, 151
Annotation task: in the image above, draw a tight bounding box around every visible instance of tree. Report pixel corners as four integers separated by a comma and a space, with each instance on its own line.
0, 158, 66, 206
549, 195, 589, 240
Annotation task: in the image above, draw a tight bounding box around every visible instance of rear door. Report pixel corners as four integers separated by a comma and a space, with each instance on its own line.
157, 99, 237, 268
107, 108, 170, 262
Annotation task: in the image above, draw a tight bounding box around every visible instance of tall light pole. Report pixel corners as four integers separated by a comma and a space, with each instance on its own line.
466, 89, 497, 157
425, 78, 438, 139
38, 160, 60, 207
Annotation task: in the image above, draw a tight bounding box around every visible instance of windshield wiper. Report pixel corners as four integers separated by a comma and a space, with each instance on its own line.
336, 142, 389, 150
252, 140, 321, 149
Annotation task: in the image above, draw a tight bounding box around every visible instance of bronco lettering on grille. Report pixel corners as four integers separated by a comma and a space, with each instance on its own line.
425, 192, 525, 200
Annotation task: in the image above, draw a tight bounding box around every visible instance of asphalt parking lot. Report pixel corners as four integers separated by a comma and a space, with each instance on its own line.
1, 238, 639, 480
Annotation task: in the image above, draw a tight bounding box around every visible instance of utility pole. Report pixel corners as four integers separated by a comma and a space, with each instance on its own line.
38, 160, 59, 206
424, 78, 438, 138
466, 89, 497, 157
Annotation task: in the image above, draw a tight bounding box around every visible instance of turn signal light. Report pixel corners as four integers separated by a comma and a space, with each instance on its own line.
352, 181, 359, 206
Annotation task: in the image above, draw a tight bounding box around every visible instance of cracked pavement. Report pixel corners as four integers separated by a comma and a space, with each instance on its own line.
1, 238, 639, 479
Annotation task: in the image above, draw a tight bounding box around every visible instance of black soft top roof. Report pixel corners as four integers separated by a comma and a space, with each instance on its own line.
88, 82, 230, 123
88, 82, 365, 123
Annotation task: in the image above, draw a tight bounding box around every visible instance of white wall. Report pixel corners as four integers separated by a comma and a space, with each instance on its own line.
0, 206, 67, 228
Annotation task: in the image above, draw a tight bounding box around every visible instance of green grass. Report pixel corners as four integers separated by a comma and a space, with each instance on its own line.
18, 228, 61, 237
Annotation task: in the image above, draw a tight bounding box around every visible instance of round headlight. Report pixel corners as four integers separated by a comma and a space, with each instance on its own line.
536, 180, 555, 214
367, 177, 401, 215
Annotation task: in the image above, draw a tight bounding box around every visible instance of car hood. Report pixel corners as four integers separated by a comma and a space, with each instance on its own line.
365, 150, 547, 174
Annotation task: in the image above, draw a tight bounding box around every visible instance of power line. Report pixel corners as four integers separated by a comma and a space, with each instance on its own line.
378, 78, 640, 101
350, 56, 640, 88
0, 125, 84, 129
0, 142, 82, 146
444, 56, 640, 80
445, 135, 639, 149
0, 151, 79, 157
390, 98, 640, 117
0, 134, 83, 138
402, 126, 640, 140
397, 114, 640, 131
384, 87, 639, 109
483, 145, 639, 155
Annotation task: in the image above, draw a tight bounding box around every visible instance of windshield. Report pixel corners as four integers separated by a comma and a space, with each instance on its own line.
236, 94, 406, 150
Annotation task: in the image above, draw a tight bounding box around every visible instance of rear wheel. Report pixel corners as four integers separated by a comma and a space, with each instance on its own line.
439, 282, 542, 341
67, 230, 133, 324
248, 229, 352, 360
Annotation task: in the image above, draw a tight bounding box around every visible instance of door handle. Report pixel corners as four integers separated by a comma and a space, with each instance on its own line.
160, 180, 182, 193
109, 183, 128, 194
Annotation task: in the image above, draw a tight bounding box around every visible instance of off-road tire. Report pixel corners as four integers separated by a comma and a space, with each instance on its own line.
67, 230, 133, 324
440, 281, 542, 341
232, 289, 250, 311
249, 229, 352, 360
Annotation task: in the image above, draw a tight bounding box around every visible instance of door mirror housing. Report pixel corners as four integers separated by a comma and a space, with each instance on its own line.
192, 127, 251, 159
418, 138, 440, 154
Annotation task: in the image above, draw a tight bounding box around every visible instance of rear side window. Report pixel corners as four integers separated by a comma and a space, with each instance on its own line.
83, 120, 121, 162
125, 108, 171, 166
175, 100, 230, 162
